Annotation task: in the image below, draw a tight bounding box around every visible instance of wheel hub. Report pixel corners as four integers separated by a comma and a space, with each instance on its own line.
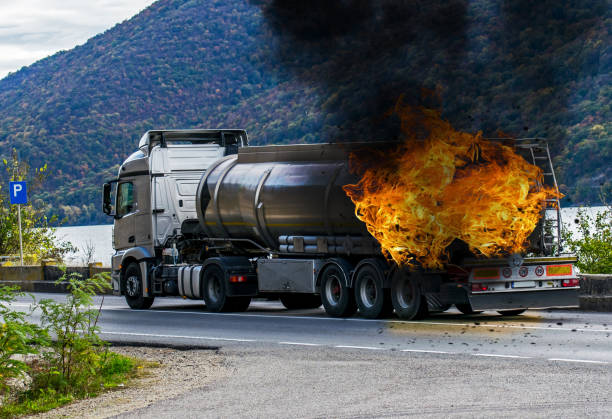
208, 276, 221, 303
126, 275, 139, 297
396, 278, 413, 309
360, 276, 377, 308
325, 275, 342, 306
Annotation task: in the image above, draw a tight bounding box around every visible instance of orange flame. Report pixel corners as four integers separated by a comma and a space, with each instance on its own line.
343, 104, 560, 269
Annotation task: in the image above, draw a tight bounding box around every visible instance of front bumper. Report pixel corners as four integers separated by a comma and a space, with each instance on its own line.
468, 288, 579, 310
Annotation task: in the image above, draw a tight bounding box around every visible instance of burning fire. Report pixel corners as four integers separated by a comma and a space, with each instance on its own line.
343, 103, 560, 269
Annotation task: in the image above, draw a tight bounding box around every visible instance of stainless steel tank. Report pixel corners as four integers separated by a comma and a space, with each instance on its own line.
196, 143, 390, 253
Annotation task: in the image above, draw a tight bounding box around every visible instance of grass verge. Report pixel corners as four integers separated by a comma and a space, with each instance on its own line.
0, 350, 156, 418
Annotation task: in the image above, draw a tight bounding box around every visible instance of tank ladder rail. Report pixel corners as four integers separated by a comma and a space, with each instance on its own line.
514, 138, 562, 256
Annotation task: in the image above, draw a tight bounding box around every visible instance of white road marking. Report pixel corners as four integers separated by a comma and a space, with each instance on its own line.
100, 331, 255, 343
278, 341, 321, 346
473, 353, 532, 359
548, 358, 608, 364
335, 345, 386, 350
401, 349, 452, 354
89, 306, 611, 334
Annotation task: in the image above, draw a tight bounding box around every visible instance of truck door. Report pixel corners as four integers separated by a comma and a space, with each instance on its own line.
114, 180, 136, 250
152, 176, 174, 246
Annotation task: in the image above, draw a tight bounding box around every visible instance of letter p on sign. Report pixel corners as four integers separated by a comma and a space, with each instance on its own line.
9, 181, 27, 204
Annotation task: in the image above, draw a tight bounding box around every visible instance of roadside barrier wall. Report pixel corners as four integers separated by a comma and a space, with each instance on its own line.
0, 263, 112, 294
579, 274, 612, 312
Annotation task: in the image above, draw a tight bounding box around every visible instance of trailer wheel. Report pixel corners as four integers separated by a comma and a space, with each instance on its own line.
320, 264, 356, 318
124, 262, 154, 310
280, 294, 322, 310
391, 272, 427, 320
354, 263, 393, 319
203, 265, 251, 312
497, 309, 527, 316
455, 304, 483, 315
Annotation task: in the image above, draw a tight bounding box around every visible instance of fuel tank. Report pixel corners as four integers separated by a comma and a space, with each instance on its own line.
196, 142, 393, 253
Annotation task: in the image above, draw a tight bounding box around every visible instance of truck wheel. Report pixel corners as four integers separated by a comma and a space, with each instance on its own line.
124, 263, 154, 310
203, 265, 230, 312
280, 294, 322, 310
391, 272, 427, 320
226, 297, 252, 312
497, 309, 527, 316
354, 263, 393, 319
202, 265, 251, 312
455, 304, 483, 315
320, 264, 356, 318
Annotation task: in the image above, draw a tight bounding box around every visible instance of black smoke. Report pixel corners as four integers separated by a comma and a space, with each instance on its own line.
250, 0, 607, 145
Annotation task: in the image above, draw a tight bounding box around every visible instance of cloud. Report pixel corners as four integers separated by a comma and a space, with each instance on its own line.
0, 0, 156, 79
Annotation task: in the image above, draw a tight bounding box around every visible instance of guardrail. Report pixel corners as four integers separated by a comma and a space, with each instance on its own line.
0, 262, 112, 294
579, 274, 612, 311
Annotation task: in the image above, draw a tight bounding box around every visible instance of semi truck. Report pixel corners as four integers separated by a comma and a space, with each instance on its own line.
102, 129, 579, 319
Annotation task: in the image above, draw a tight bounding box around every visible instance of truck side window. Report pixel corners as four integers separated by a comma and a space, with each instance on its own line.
116, 182, 135, 217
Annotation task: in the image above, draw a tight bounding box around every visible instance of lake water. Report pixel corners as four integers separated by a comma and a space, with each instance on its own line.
55, 206, 609, 267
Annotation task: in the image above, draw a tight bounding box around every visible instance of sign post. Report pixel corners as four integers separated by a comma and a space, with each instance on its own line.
9, 181, 27, 266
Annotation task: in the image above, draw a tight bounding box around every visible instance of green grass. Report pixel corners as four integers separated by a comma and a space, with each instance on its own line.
0, 351, 143, 419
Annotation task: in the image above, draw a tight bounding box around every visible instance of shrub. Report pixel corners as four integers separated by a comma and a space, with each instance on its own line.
563, 207, 612, 274
36, 271, 111, 395
0, 286, 47, 395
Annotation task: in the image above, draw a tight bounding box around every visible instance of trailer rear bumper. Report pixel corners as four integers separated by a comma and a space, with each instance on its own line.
468, 288, 579, 310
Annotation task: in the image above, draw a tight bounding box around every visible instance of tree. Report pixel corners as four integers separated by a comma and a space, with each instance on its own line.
563, 206, 612, 274
0, 150, 74, 263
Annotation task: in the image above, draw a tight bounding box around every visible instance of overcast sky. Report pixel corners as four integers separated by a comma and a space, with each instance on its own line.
0, 0, 156, 79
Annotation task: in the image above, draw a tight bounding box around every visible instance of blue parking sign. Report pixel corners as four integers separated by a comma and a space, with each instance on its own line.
9, 181, 27, 204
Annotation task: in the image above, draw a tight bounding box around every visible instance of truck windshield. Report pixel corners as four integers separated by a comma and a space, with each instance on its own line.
116, 182, 135, 217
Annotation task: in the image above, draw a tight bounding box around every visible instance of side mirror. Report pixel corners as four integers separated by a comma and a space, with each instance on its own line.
103, 181, 116, 216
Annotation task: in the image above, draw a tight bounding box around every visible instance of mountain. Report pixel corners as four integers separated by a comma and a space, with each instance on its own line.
0, 0, 609, 225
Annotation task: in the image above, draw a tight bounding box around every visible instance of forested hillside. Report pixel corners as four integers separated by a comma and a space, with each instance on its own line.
0, 0, 609, 225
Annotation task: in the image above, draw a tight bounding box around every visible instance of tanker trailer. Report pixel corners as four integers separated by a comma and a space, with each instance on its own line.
104, 133, 580, 319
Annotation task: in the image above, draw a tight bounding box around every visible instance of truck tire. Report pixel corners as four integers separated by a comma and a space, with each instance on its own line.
202, 265, 251, 312
226, 297, 252, 312
354, 263, 393, 319
203, 264, 230, 312
320, 263, 356, 318
455, 304, 483, 315
391, 272, 428, 320
497, 309, 527, 316
280, 294, 322, 310
124, 262, 154, 310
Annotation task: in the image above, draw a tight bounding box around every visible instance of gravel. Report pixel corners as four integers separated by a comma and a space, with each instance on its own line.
31, 346, 227, 419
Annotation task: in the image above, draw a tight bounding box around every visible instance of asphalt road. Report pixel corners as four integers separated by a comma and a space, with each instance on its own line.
13, 294, 612, 417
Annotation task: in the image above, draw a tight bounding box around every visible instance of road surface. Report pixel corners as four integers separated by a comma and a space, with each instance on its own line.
13, 294, 612, 418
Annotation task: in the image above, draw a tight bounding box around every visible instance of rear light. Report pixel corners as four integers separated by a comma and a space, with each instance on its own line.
561, 278, 580, 287
229, 275, 247, 283
471, 283, 489, 292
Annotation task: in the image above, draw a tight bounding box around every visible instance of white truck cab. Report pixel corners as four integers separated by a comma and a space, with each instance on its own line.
103, 129, 248, 304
